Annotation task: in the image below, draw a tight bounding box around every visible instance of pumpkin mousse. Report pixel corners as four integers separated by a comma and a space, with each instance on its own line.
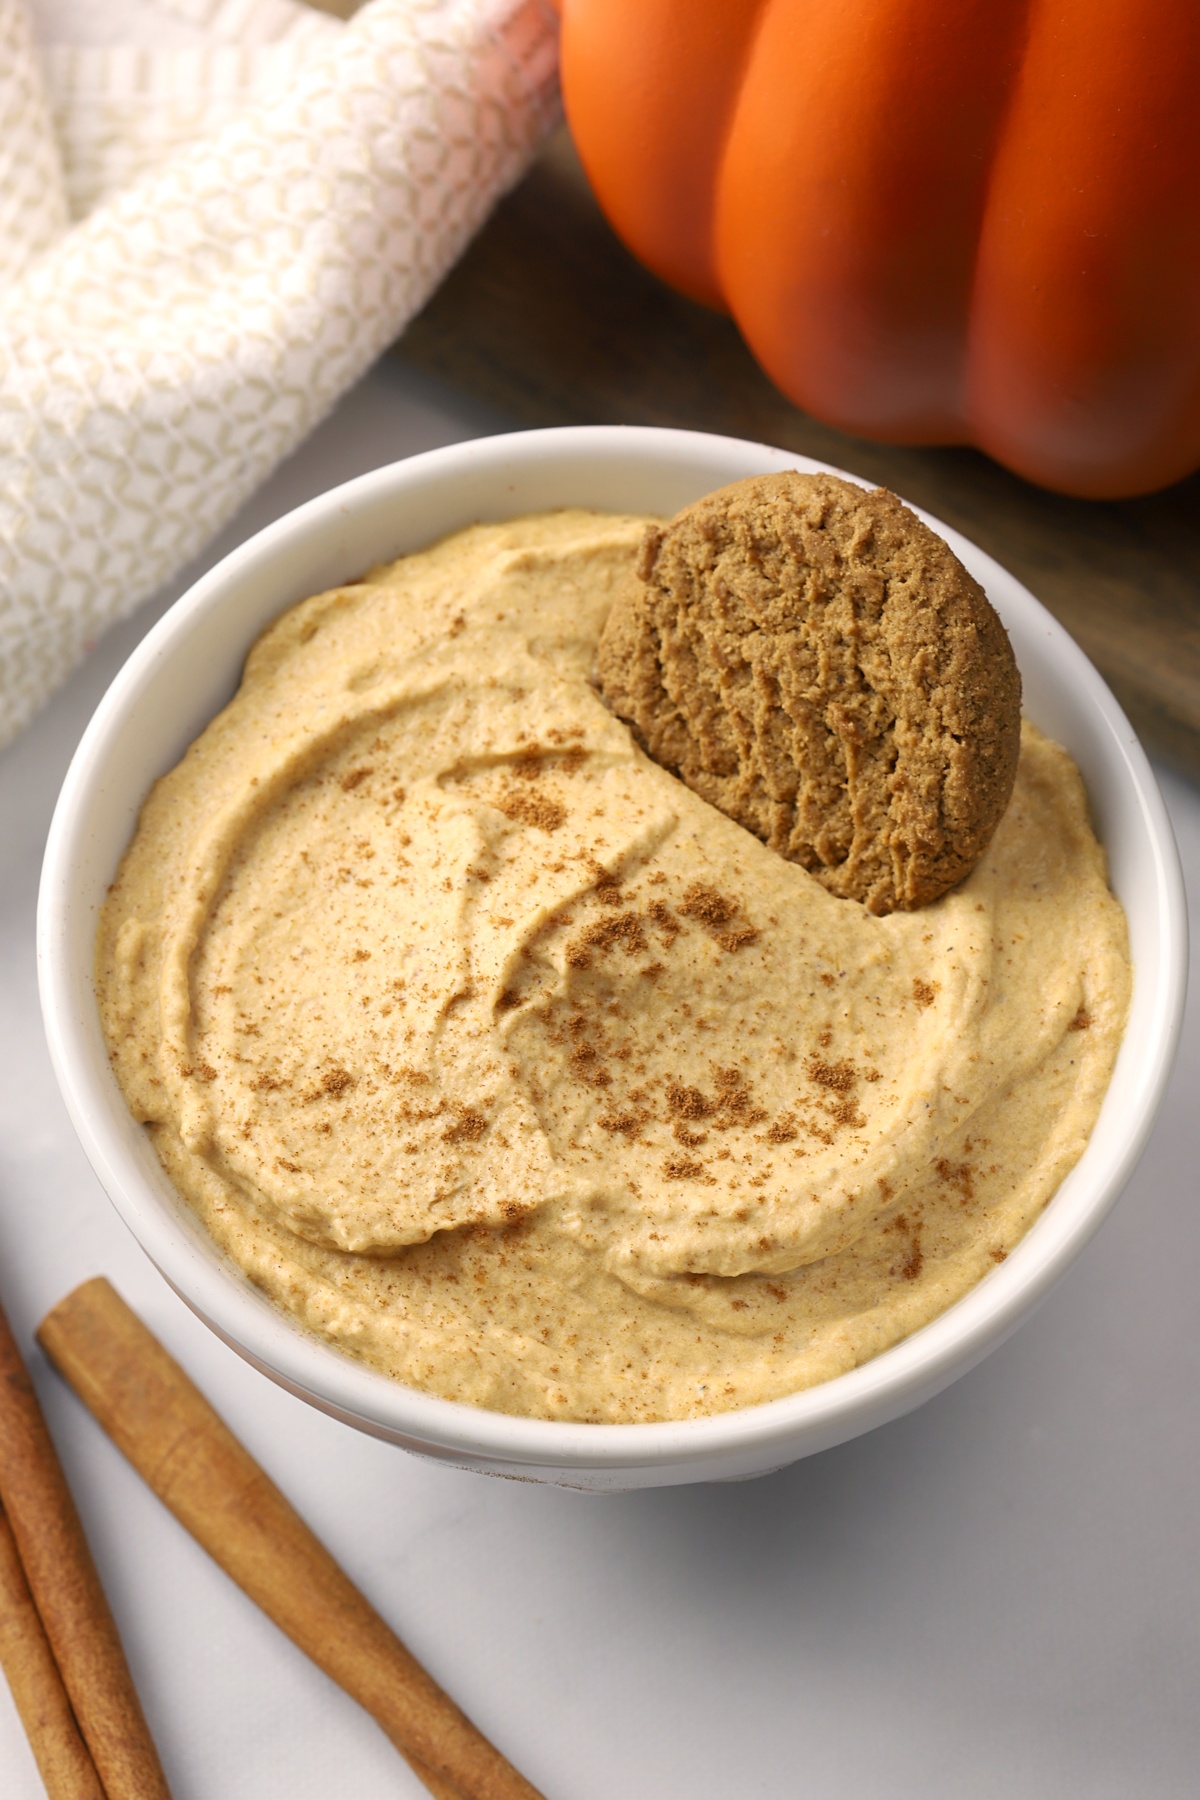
96, 508, 1130, 1422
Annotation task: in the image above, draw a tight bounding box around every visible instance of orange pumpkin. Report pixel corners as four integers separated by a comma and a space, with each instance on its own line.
552, 0, 1200, 498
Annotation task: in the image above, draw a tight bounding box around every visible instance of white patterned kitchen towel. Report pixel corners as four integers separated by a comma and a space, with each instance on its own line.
0, 0, 560, 748
32, 0, 350, 221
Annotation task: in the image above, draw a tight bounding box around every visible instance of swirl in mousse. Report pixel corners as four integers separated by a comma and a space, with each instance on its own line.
97, 510, 1130, 1422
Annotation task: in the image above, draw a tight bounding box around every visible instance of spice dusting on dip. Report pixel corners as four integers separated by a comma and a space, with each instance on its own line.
96, 511, 1130, 1423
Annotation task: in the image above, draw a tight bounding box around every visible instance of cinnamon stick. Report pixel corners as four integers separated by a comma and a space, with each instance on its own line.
0, 1298, 171, 1800
0, 1502, 104, 1800
38, 1278, 545, 1800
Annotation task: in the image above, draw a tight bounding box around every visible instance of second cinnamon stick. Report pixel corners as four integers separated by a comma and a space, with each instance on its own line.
38, 1278, 544, 1800
0, 1297, 171, 1800
0, 1502, 103, 1800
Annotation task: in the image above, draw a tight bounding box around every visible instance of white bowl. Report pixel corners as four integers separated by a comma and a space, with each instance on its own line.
38, 426, 1187, 1491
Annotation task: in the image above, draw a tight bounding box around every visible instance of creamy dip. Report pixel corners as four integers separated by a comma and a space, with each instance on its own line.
97, 510, 1131, 1422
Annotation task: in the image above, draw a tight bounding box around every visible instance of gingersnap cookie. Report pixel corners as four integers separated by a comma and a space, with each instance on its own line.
596, 471, 1021, 914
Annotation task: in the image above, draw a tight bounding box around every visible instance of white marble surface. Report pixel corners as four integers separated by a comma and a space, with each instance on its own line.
2, 358, 1198, 1800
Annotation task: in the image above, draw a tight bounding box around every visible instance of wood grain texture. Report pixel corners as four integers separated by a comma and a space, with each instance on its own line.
395, 129, 1200, 779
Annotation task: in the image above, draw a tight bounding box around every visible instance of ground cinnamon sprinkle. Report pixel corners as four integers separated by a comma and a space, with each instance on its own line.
901, 1239, 924, 1281
443, 1107, 488, 1145
566, 911, 648, 969
647, 899, 680, 945
397, 1101, 446, 1125
512, 742, 544, 779
321, 1068, 355, 1096
497, 789, 566, 832
661, 1068, 767, 1132
806, 1056, 856, 1093
666, 1081, 711, 1146
711, 1068, 767, 1129
512, 739, 588, 780
587, 857, 624, 905
935, 1158, 975, 1203
678, 883, 759, 952
712, 1065, 759, 1123
889, 1213, 924, 1280
598, 1108, 648, 1138
666, 1081, 713, 1122
567, 1018, 611, 1088
680, 884, 734, 926
804, 1057, 865, 1129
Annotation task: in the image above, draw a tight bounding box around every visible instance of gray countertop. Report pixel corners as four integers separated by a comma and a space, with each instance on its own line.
2, 358, 1197, 1800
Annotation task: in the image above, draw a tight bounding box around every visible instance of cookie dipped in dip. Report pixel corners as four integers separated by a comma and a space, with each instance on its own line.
96, 501, 1130, 1422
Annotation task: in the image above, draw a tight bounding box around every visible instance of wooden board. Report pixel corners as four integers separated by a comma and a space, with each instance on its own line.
393, 129, 1200, 781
